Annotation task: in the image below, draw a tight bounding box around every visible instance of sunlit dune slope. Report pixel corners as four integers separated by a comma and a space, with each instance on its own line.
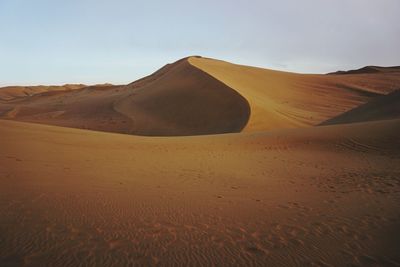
1, 119, 399, 266
321, 90, 400, 125
189, 57, 400, 132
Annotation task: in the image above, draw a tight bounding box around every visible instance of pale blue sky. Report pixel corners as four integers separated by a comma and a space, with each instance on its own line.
1, 0, 399, 86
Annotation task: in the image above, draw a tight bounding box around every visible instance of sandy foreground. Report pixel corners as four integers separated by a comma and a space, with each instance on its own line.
1, 118, 399, 266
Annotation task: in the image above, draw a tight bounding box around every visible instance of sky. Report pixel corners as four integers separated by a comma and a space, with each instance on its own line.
1, 0, 399, 86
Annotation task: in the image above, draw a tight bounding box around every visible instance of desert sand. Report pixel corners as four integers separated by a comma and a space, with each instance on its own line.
1, 57, 400, 266
190, 57, 400, 131
1, 57, 400, 136
321, 90, 400, 126
0, 84, 87, 101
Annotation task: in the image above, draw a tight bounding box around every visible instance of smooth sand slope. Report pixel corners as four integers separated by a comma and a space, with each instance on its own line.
2, 56, 400, 136
1, 119, 399, 266
190, 57, 400, 131
321, 90, 400, 125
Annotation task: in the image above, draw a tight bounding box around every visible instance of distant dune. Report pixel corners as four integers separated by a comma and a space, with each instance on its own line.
0, 84, 86, 101
328, 66, 400, 75
321, 90, 400, 125
115, 57, 250, 136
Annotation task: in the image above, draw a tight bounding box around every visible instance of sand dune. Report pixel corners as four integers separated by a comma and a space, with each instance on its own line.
2, 56, 400, 136
321, 90, 400, 125
115, 57, 250, 136
0, 58, 250, 136
0, 84, 86, 101
328, 65, 400, 75
1, 118, 399, 266
190, 57, 400, 132
0, 83, 136, 134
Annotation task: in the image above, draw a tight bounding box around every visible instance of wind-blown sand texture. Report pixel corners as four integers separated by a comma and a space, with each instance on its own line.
1, 57, 400, 266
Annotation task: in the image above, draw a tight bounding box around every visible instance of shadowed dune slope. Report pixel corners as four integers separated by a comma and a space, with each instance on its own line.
189, 57, 400, 132
115, 57, 250, 136
321, 90, 400, 125
1, 119, 399, 266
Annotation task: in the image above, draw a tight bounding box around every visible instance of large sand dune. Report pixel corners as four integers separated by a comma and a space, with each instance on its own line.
2, 56, 400, 136
0, 58, 250, 136
115, 57, 250, 136
1, 119, 399, 266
